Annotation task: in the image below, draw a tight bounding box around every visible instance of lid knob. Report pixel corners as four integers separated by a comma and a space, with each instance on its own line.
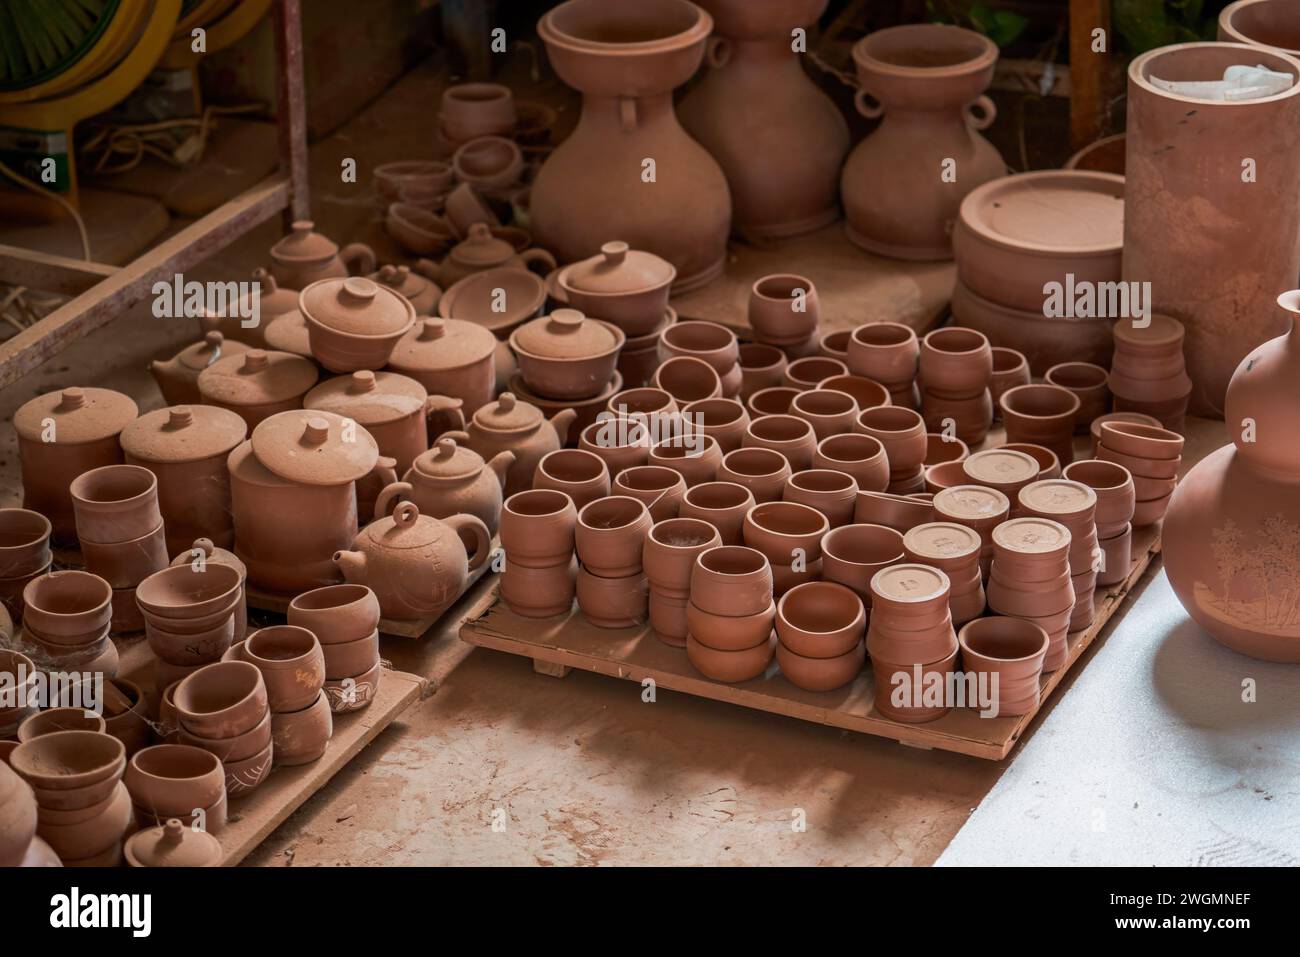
242, 350, 270, 373
201, 332, 224, 356
417, 318, 446, 341
339, 277, 378, 306
377, 264, 400, 284
302, 416, 331, 445
162, 820, 185, 846
167, 407, 195, 429
291, 220, 314, 235
349, 370, 378, 393
395, 501, 420, 527
435, 437, 457, 458
548, 308, 585, 332
497, 392, 517, 413
600, 240, 629, 265
59, 387, 86, 410
191, 537, 216, 558
466, 222, 492, 243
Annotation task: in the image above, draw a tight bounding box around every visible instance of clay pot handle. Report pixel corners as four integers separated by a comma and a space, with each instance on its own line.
340, 242, 377, 276
441, 429, 471, 445
619, 97, 637, 133
413, 258, 441, 283
374, 481, 414, 522
520, 248, 558, 275
426, 396, 466, 433
705, 36, 732, 69
964, 95, 997, 131
854, 89, 884, 119
370, 457, 400, 502
444, 513, 492, 571
394, 501, 420, 527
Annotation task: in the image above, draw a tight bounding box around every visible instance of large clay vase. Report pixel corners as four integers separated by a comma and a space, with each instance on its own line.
531, 0, 731, 293
1124, 42, 1300, 418
1163, 292, 1300, 662
841, 24, 1005, 261
678, 0, 848, 242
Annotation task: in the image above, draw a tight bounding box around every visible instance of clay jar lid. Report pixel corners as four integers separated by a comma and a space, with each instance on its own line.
1017, 479, 1097, 523
14, 387, 138, 444
300, 276, 413, 337
903, 522, 982, 564
176, 332, 249, 372
932, 484, 1010, 524
250, 409, 380, 486
992, 517, 1071, 564
271, 219, 338, 263
170, 536, 247, 583
305, 370, 427, 426
959, 171, 1124, 256
121, 405, 249, 464
125, 818, 222, 867
512, 308, 620, 359
869, 563, 950, 617
411, 437, 485, 481
962, 448, 1039, 490
1112, 313, 1185, 351
562, 241, 674, 295
371, 264, 436, 301
473, 392, 542, 435
389, 317, 496, 373
448, 222, 518, 269
197, 349, 318, 407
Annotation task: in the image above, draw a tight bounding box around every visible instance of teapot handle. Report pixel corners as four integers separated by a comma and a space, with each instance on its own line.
444, 513, 492, 571
706, 37, 732, 69
371, 456, 399, 494
374, 481, 413, 522
854, 89, 884, 119
426, 397, 466, 433
520, 248, 557, 276
441, 429, 471, 446
340, 242, 377, 276
964, 95, 996, 131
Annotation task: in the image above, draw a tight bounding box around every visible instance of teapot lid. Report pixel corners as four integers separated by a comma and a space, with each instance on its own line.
388, 317, 496, 373
251, 409, 380, 486
510, 309, 622, 359
304, 370, 427, 426
371, 264, 434, 299
411, 437, 484, 481
14, 387, 138, 444
121, 405, 248, 463
561, 241, 675, 295
300, 277, 415, 337
473, 392, 542, 433
125, 819, 222, 868
177, 332, 249, 372
169, 536, 247, 581
197, 349, 319, 406
449, 222, 517, 267
263, 310, 314, 357
271, 220, 338, 263
248, 266, 301, 316
363, 500, 447, 550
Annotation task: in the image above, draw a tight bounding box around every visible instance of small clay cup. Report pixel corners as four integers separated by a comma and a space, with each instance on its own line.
790, 389, 859, 440
686, 632, 775, 682
743, 414, 817, 472
606, 388, 679, 438
659, 321, 739, 376
989, 347, 1030, 414
145, 612, 236, 666
1001, 443, 1061, 480
501, 489, 578, 569
321, 630, 380, 681
924, 460, 971, 494
643, 519, 722, 596
737, 343, 788, 400
270, 691, 333, 766
0, 508, 52, 579
682, 397, 749, 455
748, 274, 819, 346
743, 502, 830, 566
820, 523, 906, 606
78, 525, 169, 590
576, 568, 648, 629
847, 322, 920, 405
924, 433, 970, 466
125, 744, 225, 820
173, 661, 268, 740
817, 374, 890, 414
21, 570, 112, 641
745, 386, 800, 419
776, 581, 866, 659
813, 433, 889, 493
1097, 524, 1132, 586
1097, 420, 1184, 460
287, 584, 381, 645
653, 356, 722, 404
68, 464, 162, 545
10, 730, 125, 793
613, 466, 687, 522
855, 405, 927, 475
500, 556, 577, 618
243, 625, 326, 713
783, 470, 858, 528
999, 384, 1081, 467
135, 563, 242, 620
1097, 444, 1179, 480
957, 616, 1049, 717
178, 708, 271, 763
649, 435, 722, 487
1088, 411, 1160, 456
919, 327, 992, 398
223, 742, 273, 797
576, 496, 652, 577
818, 330, 852, 362
871, 647, 958, 724
686, 596, 776, 651
1046, 362, 1111, 434
679, 482, 755, 546
534, 449, 611, 510
690, 546, 774, 618
776, 640, 865, 692
717, 448, 792, 504
17, 708, 106, 742
579, 419, 651, 478
854, 490, 934, 533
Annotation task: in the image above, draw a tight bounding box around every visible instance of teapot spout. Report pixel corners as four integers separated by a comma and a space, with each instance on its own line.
487, 450, 516, 489
332, 549, 367, 583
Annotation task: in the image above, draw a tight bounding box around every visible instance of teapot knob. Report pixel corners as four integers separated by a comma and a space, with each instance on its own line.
168, 407, 195, 429
302, 416, 331, 445
600, 240, 629, 265
59, 387, 87, 410
395, 501, 420, 527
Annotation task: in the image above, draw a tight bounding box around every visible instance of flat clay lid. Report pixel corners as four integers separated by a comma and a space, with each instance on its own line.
300, 277, 414, 336
250, 409, 380, 486
177, 332, 249, 372
932, 484, 1010, 520
1112, 312, 1185, 348
870, 563, 950, 605
511, 309, 620, 359
14, 387, 138, 444
197, 349, 319, 406
473, 392, 541, 433
125, 819, 222, 867
960, 171, 1124, 256
169, 536, 247, 581
992, 517, 1071, 558
1017, 479, 1097, 518
304, 370, 427, 426
962, 448, 1039, 486
271, 220, 338, 263
561, 240, 675, 295
121, 405, 248, 463
371, 264, 434, 300
388, 317, 496, 372
448, 223, 516, 267
263, 310, 313, 357
903, 522, 982, 561
412, 437, 484, 481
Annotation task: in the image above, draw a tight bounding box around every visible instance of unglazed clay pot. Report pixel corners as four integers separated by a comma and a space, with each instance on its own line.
817, 374, 890, 414
577, 568, 648, 628
67, 464, 161, 547
743, 501, 828, 576
866, 563, 957, 665
717, 447, 792, 504
172, 660, 267, 741
270, 691, 333, 766
388, 317, 497, 417
501, 555, 578, 618
576, 496, 652, 578
957, 616, 1049, 716
1045, 362, 1110, 435
681, 398, 749, 455
746, 386, 799, 419
1062, 459, 1135, 541
654, 355, 723, 406
166, 539, 247, 642
534, 449, 611, 510
559, 241, 676, 338
443, 393, 577, 498
678, 0, 848, 241
790, 389, 859, 441
820, 523, 905, 606
300, 277, 415, 374
385, 203, 453, 256
242, 625, 325, 713
151, 332, 250, 406
1163, 293, 1300, 660
687, 632, 775, 682
961, 448, 1040, 504
452, 135, 523, 191
22, 570, 112, 641
1108, 314, 1192, 433
819, 331, 852, 362
510, 309, 625, 401
287, 584, 381, 645
0, 508, 52, 581
924, 434, 970, 467
501, 490, 578, 569
15, 387, 138, 543
847, 323, 919, 408
690, 545, 773, 618
643, 517, 722, 621
999, 384, 1080, 467
747, 274, 820, 347
0, 760, 38, 867
531, 0, 730, 293
679, 481, 755, 546
270, 221, 376, 290
578, 419, 651, 479
783, 470, 857, 528
812, 434, 888, 494
660, 321, 740, 392
304, 370, 437, 478
842, 24, 1005, 260
196, 349, 319, 430
374, 160, 454, 208
613, 466, 688, 523
649, 436, 723, 487
737, 344, 789, 401
856, 405, 927, 493
919, 327, 993, 398
440, 83, 516, 144
776, 581, 865, 658
17, 708, 106, 742
783, 356, 847, 392
743, 415, 817, 472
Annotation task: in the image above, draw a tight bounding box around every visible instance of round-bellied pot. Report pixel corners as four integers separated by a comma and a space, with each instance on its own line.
323, 658, 383, 714
576, 497, 652, 577
613, 466, 688, 522
819, 330, 852, 362
682, 398, 750, 454
501, 556, 578, 618
679, 481, 755, 545
853, 490, 934, 533
1062, 459, 1135, 538
644, 519, 723, 597
10, 730, 125, 795
743, 414, 817, 471
817, 374, 890, 414
745, 386, 799, 419
776, 581, 866, 659
813, 433, 888, 493
783, 356, 847, 392
776, 640, 865, 692
654, 355, 723, 405
320, 631, 380, 681
534, 449, 611, 510
649, 435, 723, 487
924, 433, 970, 466
737, 343, 789, 400
747, 274, 819, 347
957, 615, 1049, 716
606, 387, 680, 438
0, 508, 52, 580
820, 523, 905, 606
243, 625, 326, 713
847, 322, 919, 407
686, 632, 775, 682
717, 448, 792, 504
287, 584, 381, 646
783, 470, 858, 528
270, 691, 333, 767
743, 501, 829, 567
577, 569, 648, 628
173, 661, 268, 740
919, 327, 993, 398
500, 490, 578, 569
999, 384, 1081, 466
790, 389, 859, 440
124, 744, 225, 822
578, 420, 651, 478
690, 546, 773, 617
21, 570, 112, 642
855, 405, 927, 481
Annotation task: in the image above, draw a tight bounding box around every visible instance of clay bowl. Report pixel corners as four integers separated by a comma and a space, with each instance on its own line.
717, 447, 792, 504
324, 655, 383, 713
177, 707, 272, 763
924, 460, 970, 494
576, 496, 652, 577
146, 612, 236, 666
790, 388, 859, 440
855, 405, 927, 472
385, 203, 454, 255
271, 691, 333, 766
819, 330, 852, 362
613, 466, 688, 523
500, 489, 579, 569
783, 356, 847, 391
510, 315, 625, 401
1097, 444, 1180, 480
1131, 474, 1178, 503
374, 160, 453, 205
813, 433, 889, 493
854, 490, 933, 532
452, 135, 523, 189
783, 470, 858, 528
135, 563, 242, 620
17, 708, 106, 742
1062, 459, 1136, 533
919, 327, 993, 398
737, 343, 789, 399
743, 414, 816, 471
659, 321, 739, 375
0, 507, 52, 579
999, 383, 1081, 464
654, 355, 722, 404
643, 518, 722, 594
817, 374, 890, 414
847, 321, 920, 391
578, 419, 651, 480
747, 274, 819, 345
1045, 361, 1111, 434
776, 639, 865, 692
686, 599, 776, 651
10, 729, 125, 792
38, 780, 133, 861
439, 267, 547, 334
501, 555, 577, 618
678, 481, 755, 546
173, 661, 268, 740
690, 546, 774, 618
1097, 421, 1184, 461
820, 523, 905, 604
534, 449, 611, 510
68, 464, 162, 545
287, 584, 381, 645
1001, 442, 1061, 480
1088, 411, 1160, 455
140, 588, 241, 637
956, 616, 1048, 711
321, 630, 380, 680
989, 347, 1031, 411
20, 570, 112, 642
243, 625, 326, 713
681, 397, 749, 454
924, 433, 970, 466
776, 581, 866, 659
223, 741, 274, 797
743, 501, 830, 565
576, 568, 648, 629
686, 632, 775, 683
746, 385, 800, 419
78, 525, 169, 589
606, 388, 679, 437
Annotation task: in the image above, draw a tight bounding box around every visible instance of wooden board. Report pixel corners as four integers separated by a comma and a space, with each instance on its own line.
669, 223, 957, 336
0, 188, 170, 266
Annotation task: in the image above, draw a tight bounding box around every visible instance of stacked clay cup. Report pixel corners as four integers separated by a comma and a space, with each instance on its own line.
919, 328, 994, 445
659, 321, 742, 398
643, 518, 721, 646
1045, 362, 1111, 435
856, 406, 928, 495
1063, 459, 1136, 587
19, 570, 118, 678
125, 743, 228, 832
136, 563, 243, 692
931, 485, 1010, 579
986, 517, 1075, 672
0, 508, 52, 623
686, 546, 776, 682
867, 564, 959, 724
961, 448, 1041, 513
737, 343, 789, 401
574, 496, 651, 628
742, 501, 829, 597
69, 464, 169, 634
775, 581, 866, 692
1108, 314, 1192, 433
1017, 479, 1100, 632
748, 274, 821, 358
999, 384, 1081, 468
498, 489, 578, 617
287, 584, 382, 714
679, 481, 756, 546
1096, 421, 1183, 527
0, 649, 38, 739
173, 661, 273, 797
847, 322, 920, 409
958, 616, 1050, 718
903, 522, 986, 626
820, 523, 906, 614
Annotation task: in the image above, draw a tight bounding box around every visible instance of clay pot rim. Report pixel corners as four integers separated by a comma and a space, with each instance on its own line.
0, 508, 52, 551
1219, 1, 1300, 53
289, 583, 377, 614
788, 469, 856, 494
10, 730, 125, 790
683, 397, 746, 426
817, 374, 890, 409
1088, 412, 1162, 444
746, 501, 830, 538
722, 447, 789, 477
819, 330, 851, 355
751, 273, 816, 303
661, 320, 736, 355
817, 433, 886, 464
925, 460, 969, 487
1062, 459, 1133, 493
174, 661, 265, 726
245, 625, 320, 668
648, 518, 721, 550
747, 386, 799, 415
1098, 420, 1184, 459
791, 389, 858, 416
135, 563, 242, 616
540, 0, 713, 54
778, 581, 865, 635
748, 414, 814, 442
923, 327, 989, 357
578, 495, 649, 531
1129, 42, 1300, 106
696, 545, 770, 577
683, 481, 753, 511
538, 448, 608, 483
68, 463, 156, 510
853, 23, 998, 78
785, 357, 847, 385
581, 419, 649, 451
1001, 443, 1060, 477
857, 405, 924, 435
615, 465, 686, 492
958, 616, 1050, 663
850, 321, 916, 349
991, 347, 1029, 374
1046, 361, 1109, 392
609, 387, 675, 416
737, 343, 786, 370
924, 433, 970, 464
505, 488, 576, 518
999, 383, 1081, 420
822, 523, 906, 565
23, 570, 113, 622
129, 743, 222, 785
655, 356, 723, 400
650, 435, 720, 462
17, 708, 106, 742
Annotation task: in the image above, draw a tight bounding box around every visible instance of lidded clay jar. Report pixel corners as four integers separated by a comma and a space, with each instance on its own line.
125, 818, 222, 867
196, 348, 319, 429
270, 220, 376, 290
151, 332, 251, 406
445, 392, 578, 498
369, 264, 441, 316
305, 370, 431, 474
387, 317, 497, 415
121, 406, 248, 555
400, 437, 515, 535
15, 387, 139, 543
509, 308, 624, 401
558, 241, 677, 337
300, 276, 416, 374
197, 267, 297, 348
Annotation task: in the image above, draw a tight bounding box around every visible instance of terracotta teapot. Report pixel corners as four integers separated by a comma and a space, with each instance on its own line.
334, 487, 491, 621
197, 267, 299, 348
270, 220, 377, 290
443, 392, 577, 498
398, 437, 515, 535
1163, 291, 1300, 662
369, 264, 442, 315
425, 223, 557, 288
151, 332, 250, 406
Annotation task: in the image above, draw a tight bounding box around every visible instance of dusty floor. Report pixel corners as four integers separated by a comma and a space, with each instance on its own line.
1, 56, 1096, 866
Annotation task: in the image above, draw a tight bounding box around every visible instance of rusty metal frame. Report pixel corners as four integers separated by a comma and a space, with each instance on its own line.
0, 0, 308, 391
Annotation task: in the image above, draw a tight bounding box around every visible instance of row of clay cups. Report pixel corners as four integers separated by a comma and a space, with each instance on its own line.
903, 522, 987, 627
498, 489, 577, 618
137, 563, 244, 676
985, 517, 1075, 671
999, 384, 1082, 467
1095, 420, 1183, 526
865, 563, 960, 724
172, 660, 273, 797
18, 571, 119, 677
742, 501, 829, 598
918, 328, 994, 445
747, 274, 821, 355
223, 625, 333, 764
287, 583, 383, 713
774, 581, 867, 692
0, 508, 53, 618
1108, 315, 1192, 431
658, 321, 742, 398
930, 485, 1011, 578
686, 546, 776, 683
1063, 459, 1136, 587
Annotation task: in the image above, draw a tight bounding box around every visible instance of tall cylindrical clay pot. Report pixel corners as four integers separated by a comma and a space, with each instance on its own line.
678, 0, 848, 242
1123, 42, 1300, 418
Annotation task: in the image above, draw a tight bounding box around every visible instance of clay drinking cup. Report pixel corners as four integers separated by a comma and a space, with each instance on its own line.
10, 730, 125, 796
686, 632, 775, 682
644, 519, 722, 597
999, 384, 1081, 466
135, 563, 243, 620
743, 414, 817, 471
819, 331, 852, 362
817, 374, 890, 414
16, 708, 106, 742
320, 630, 381, 681
576, 496, 652, 578
737, 343, 788, 400
690, 546, 774, 619
1096, 420, 1184, 461
287, 584, 381, 645
178, 708, 271, 763
681, 398, 749, 454
783, 470, 858, 528
500, 555, 578, 618
847, 322, 920, 406
790, 389, 860, 441
21, 570, 113, 643
534, 449, 611, 510
1088, 411, 1161, 456
776, 581, 866, 659
919, 327, 993, 398
717, 448, 793, 505
813, 433, 889, 494
653, 356, 722, 404
659, 321, 739, 377
270, 691, 333, 766
576, 568, 648, 629
243, 625, 326, 713
957, 616, 1050, 716
0, 508, 52, 579
748, 274, 819, 346
68, 464, 162, 545
855, 405, 927, 476
924, 433, 970, 466
743, 502, 830, 568
173, 661, 268, 740
124, 744, 225, 823
1046, 361, 1111, 434
1062, 459, 1135, 538
500, 489, 578, 568
783, 357, 847, 392
678, 481, 755, 545
613, 466, 687, 522
579, 418, 651, 478
649, 435, 723, 487
820, 523, 906, 606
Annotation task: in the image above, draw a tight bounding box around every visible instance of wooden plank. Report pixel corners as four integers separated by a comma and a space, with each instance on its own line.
670, 224, 955, 337
0, 175, 290, 389
1069, 0, 1112, 151
274, 0, 310, 223
0, 245, 118, 295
